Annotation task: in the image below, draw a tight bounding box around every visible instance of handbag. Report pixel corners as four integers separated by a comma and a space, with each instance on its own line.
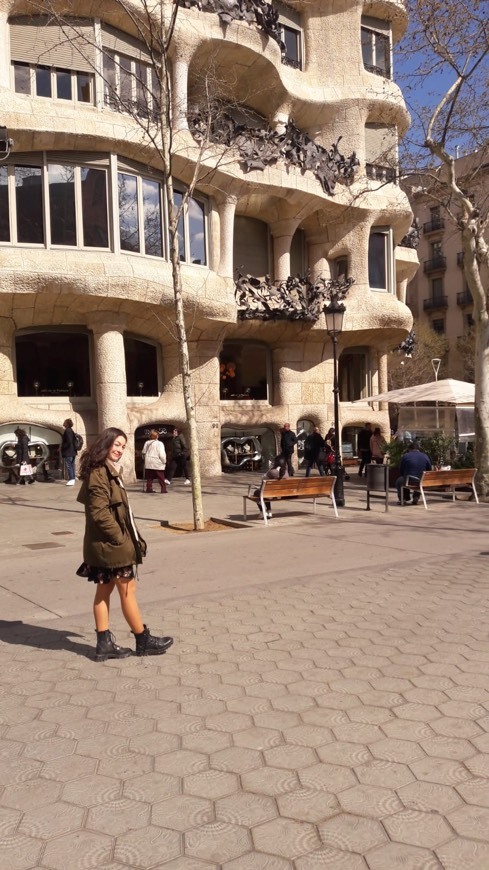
19, 463, 33, 476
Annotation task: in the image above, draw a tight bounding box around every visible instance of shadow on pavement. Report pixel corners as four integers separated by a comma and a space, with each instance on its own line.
0, 620, 94, 657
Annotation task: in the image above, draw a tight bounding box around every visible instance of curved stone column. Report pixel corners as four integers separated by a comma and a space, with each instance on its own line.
91, 319, 128, 434
216, 195, 238, 278
271, 219, 300, 282
171, 55, 189, 131
0, 317, 15, 396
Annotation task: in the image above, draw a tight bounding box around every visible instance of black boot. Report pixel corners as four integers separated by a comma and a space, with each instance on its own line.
95, 630, 132, 662
133, 625, 173, 656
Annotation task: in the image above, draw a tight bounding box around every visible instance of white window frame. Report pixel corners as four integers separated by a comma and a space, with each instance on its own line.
361, 16, 392, 79
117, 168, 165, 259
368, 226, 394, 293
173, 186, 209, 267
11, 60, 95, 105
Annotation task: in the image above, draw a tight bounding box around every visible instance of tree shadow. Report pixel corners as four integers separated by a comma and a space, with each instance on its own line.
0, 620, 95, 657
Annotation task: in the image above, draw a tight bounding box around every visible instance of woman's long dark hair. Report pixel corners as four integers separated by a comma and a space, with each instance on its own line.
78, 428, 127, 480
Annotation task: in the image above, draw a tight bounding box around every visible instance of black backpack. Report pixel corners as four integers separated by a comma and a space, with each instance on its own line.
73, 432, 84, 452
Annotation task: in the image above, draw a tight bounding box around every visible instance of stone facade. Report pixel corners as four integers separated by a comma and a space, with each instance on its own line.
0, 0, 416, 478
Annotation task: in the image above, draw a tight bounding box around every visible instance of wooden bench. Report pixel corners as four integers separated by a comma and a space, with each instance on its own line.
400, 468, 479, 510
243, 476, 338, 525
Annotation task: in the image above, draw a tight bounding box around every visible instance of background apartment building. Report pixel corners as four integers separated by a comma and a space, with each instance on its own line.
0, 0, 416, 479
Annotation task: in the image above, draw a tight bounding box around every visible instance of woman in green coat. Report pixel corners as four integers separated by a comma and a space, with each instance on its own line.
77, 427, 173, 661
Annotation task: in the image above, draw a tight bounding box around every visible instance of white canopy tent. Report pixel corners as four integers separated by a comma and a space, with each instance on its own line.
357, 379, 475, 441
360, 379, 474, 405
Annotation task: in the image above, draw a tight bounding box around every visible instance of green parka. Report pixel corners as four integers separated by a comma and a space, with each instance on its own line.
77, 463, 147, 568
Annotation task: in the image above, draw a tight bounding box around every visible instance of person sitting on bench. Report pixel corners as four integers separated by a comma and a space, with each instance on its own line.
254, 454, 288, 519
396, 441, 432, 505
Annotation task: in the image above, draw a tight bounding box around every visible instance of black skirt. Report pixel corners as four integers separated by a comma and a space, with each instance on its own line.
76, 563, 135, 584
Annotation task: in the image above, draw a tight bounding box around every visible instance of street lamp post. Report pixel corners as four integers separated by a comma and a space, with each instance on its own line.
432, 358, 441, 429
324, 297, 346, 507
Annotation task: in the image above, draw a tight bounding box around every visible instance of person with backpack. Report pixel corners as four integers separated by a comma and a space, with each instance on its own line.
61, 418, 82, 486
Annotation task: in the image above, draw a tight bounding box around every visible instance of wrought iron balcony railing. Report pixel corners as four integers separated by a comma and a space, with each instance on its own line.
423, 218, 445, 234
423, 256, 447, 273
423, 295, 448, 310
366, 163, 397, 184
457, 290, 473, 307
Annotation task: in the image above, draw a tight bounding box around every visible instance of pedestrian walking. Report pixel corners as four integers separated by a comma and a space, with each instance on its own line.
14, 427, 35, 485
280, 423, 297, 477
142, 430, 167, 493
370, 427, 387, 464
61, 418, 77, 486
76, 427, 173, 661
167, 428, 191, 485
357, 422, 372, 477
304, 426, 326, 477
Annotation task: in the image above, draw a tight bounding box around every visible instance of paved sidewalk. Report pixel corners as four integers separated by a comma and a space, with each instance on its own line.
1, 476, 489, 869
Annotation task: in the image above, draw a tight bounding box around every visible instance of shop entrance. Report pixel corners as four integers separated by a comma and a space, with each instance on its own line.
0, 423, 62, 481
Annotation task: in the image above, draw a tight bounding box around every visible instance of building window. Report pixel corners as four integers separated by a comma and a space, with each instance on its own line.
431, 277, 444, 300
339, 348, 370, 401
124, 336, 159, 396
12, 61, 94, 104
361, 17, 391, 78
431, 240, 442, 259
432, 319, 445, 334
172, 190, 207, 265
15, 166, 44, 245
368, 228, 393, 291
0, 166, 9, 242
365, 123, 397, 182
220, 341, 270, 400
281, 25, 302, 69
233, 216, 269, 278
330, 256, 349, 281
118, 171, 165, 257
15, 330, 91, 397
101, 25, 159, 119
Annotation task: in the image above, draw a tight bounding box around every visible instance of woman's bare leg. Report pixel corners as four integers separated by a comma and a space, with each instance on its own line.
93, 580, 115, 631
114, 577, 144, 634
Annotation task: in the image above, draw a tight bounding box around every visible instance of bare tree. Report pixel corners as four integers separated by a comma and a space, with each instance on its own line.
397, 0, 489, 495
389, 320, 449, 391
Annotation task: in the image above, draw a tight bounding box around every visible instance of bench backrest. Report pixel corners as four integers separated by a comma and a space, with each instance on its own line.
421, 468, 476, 487
262, 477, 336, 498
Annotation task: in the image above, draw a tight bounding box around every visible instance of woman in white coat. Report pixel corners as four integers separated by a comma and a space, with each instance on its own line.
142, 430, 167, 493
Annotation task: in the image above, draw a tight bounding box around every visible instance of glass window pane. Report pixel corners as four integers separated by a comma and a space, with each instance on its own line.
48, 164, 76, 246
0, 166, 9, 242
368, 232, 387, 289
142, 178, 163, 257
124, 336, 159, 395
188, 197, 206, 265
15, 166, 44, 244
35, 65, 52, 98
16, 332, 91, 397
376, 33, 390, 76
103, 51, 116, 105
151, 69, 160, 118
119, 55, 133, 105
81, 167, 109, 248
56, 69, 72, 100
173, 190, 185, 261
361, 29, 374, 68
77, 72, 92, 103
14, 62, 31, 95
283, 26, 301, 66
118, 172, 139, 252
135, 62, 148, 116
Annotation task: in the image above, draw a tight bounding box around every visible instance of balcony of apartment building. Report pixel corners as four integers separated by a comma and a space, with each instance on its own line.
423, 217, 445, 234
423, 294, 448, 311
457, 289, 473, 307
423, 255, 447, 273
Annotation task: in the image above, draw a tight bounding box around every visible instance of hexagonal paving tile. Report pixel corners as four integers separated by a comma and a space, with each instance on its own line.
295, 846, 368, 868
456, 778, 489, 807
299, 762, 357, 793
233, 727, 282, 750
152, 795, 214, 831
184, 769, 239, 799
216, 792, 277, 827
114, 824, 181, 867
366, 841, 442, 869
129, 731, 180, 756
264, 745, 318, 771
123, 771, 181, 803
338, 784, 402, 818
316, 741, 371, 768
282, 725, 334, 748
318, 812, 386, 852
211, 746, 263, 774
1, 778, 61, 811
370, 738, 425, 764
420, 735, 475, 760
182, 729, 233, 754
253, 817, 321, 860
277, 788, 339, 823
18, 800, 84, 838
382, 809, 452, 848
436, 837, 489, 869
188, 818, 252, 863
398, 781, 462, 813
42, 830, 113, 870
223, 853, 292, 869
0, 833, 42, 870
448, 804, 489, 839
62, 774, 121, 807
409, 756, 472, 786
87, 797, 150, 836
241, 767, 299, 797
154, 749, 208, 777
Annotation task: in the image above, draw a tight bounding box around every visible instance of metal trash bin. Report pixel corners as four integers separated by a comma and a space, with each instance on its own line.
366, 463, 389, 512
